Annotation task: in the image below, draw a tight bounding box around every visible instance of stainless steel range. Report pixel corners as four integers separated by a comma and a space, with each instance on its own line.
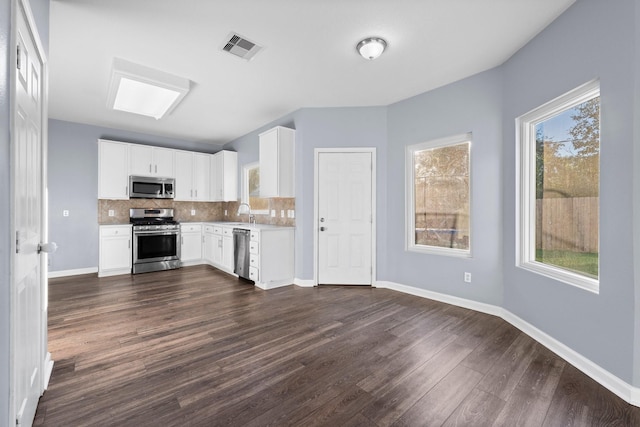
130, 208, 181, 274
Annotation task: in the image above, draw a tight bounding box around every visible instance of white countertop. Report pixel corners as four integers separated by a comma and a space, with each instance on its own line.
184, 221, 294, 230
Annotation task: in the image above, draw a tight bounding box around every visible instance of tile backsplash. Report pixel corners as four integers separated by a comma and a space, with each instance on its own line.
98, 198, 295, 227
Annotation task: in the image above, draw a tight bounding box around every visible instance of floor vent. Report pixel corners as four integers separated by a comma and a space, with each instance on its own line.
222, 32, 263, 60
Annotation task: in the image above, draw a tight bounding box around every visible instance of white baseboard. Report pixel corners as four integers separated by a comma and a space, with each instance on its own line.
294, 278, 315, 287
376, 280, 640, 408
48, 267, 98, 278
43, 351, 54, 390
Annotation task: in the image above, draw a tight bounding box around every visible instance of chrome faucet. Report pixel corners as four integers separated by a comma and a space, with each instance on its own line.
237, 203, 252, 223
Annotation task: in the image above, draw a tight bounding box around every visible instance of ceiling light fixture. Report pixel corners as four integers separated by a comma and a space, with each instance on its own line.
356, 37, 387, 60
107, 58, 191, 120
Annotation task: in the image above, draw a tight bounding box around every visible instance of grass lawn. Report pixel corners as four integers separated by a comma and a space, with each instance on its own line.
536, 249, 598, 278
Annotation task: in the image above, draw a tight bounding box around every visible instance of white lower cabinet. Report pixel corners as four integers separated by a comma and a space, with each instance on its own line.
202, 225, 233, 273
99, 225, 132, 277
183, 222, 294, 288
247, 228, 294, 290
180, 224, 203, 264
222, 227, 234, 272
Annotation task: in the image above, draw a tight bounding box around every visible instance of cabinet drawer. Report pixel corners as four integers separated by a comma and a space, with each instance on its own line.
100, 226, 130, 237
222, 227, 233, 236
213, 226, 223, 235
250, 230, 260, 242
249, 241, 259, 254
249, 253, 260, 269
249, 266, 259, 281
204, 225, 214, 233
182, 224, 202, 233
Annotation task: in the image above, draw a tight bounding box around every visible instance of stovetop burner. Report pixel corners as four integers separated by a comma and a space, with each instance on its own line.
129, 208, 179, 227
130, 218, 178, 225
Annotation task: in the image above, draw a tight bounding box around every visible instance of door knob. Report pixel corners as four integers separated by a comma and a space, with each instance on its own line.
38, 242, 58, 254
320, 227, 326, 232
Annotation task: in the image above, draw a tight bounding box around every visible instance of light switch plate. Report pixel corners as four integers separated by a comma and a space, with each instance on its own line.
281, 210, 285, 217
271, 210, 276, 217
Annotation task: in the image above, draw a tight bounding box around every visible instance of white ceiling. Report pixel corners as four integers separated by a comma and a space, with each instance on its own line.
48, 0, 575, 145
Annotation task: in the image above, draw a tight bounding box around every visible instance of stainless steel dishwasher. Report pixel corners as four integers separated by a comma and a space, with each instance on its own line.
233, 228, 251, 280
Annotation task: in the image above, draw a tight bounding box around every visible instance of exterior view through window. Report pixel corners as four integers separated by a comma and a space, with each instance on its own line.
518, 80, 600, 291
245, 163, 269, 212
407, 134, 470, 256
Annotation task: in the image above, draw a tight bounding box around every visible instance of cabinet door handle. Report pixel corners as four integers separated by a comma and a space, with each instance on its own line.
155, 165, 158, 173
125, 186, 128, 196
149, 164, 152, 173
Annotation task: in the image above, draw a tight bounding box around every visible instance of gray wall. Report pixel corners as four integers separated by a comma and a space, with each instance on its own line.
1, 0, 11, 421
41, 0, 640, 392
502, 0, 637, 384
223, 107, 388, 281
28, 0, 48, 53
634, 0, 640, 391
48, 119, 220, 272
386, 68, 504, 305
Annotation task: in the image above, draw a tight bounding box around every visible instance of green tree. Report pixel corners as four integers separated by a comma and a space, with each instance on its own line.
569, 97, 600, 157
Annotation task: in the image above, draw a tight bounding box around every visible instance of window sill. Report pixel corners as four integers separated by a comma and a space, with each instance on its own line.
518, 260, 599, 294
407, 244, 471, 258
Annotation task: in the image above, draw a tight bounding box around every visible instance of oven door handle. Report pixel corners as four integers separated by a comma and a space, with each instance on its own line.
133, 230, 180, 236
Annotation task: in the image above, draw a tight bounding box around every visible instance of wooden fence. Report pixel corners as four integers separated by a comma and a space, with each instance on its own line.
536, 197, 598, 253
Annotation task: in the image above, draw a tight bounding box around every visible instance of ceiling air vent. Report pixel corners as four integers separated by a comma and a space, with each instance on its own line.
221, 32, 263, 61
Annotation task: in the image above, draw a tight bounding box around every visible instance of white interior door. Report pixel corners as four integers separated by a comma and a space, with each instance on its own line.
317, 151, 374, 285
12, 0, 49, 425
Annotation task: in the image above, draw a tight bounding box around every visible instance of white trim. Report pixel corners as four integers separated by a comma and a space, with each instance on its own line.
516, 79, 600, 293
376, 280, 640, 408
313, 148, 377, 286
43, 352, 54, 390
375, 281, 502, 316
10, 0, 49, 425
406, 133, 472, 257
294, 278, 315, 287
254, 280, 293, 290
48, 267, 98, 278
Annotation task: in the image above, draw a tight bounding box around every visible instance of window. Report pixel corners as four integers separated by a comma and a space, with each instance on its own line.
242, 162, 269, 214
406, 133, 471, 256
517, 80, 600, 293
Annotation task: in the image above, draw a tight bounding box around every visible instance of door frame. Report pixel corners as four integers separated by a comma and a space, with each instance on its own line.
313, 148, 377, 286
9, 0, 51, 425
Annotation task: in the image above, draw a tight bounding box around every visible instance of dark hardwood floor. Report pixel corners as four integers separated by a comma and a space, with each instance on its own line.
35, 265, 640, 426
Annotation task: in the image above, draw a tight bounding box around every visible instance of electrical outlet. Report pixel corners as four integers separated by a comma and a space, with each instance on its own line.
464, 272, 472, 283
290, 210, 295, 219
63, 210, 69, 217
224, 210, 228, 216
191, 209, 196, 216
271, 210, 276, 217
281, 210, 285, 217
108, 209, 115, 217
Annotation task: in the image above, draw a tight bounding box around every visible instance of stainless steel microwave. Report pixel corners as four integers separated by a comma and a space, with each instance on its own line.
129, 175, 175, 199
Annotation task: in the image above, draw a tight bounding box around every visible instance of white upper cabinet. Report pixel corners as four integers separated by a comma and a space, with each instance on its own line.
259, 126, 295, 197
98, 139, 129, 200
210, 150, 238, 202
129, 145, 175, 177
174, 150, 194, 201
174, 151, 210, 201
